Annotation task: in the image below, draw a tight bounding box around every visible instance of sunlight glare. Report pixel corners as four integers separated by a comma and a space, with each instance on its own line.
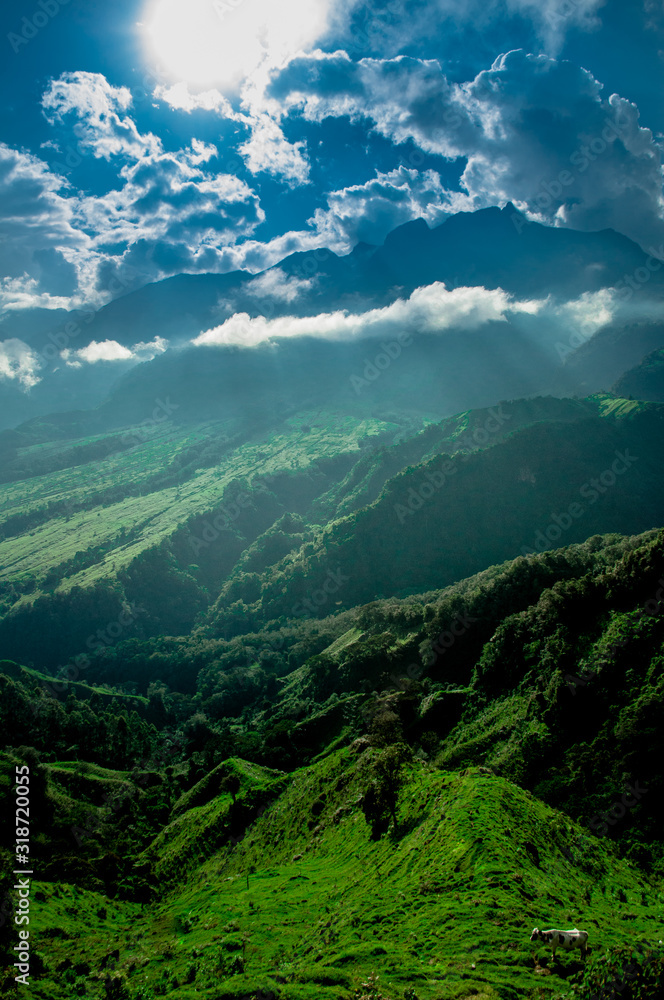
146, 0, 330, 89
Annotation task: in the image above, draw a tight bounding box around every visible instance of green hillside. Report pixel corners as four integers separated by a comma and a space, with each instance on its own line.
2, 527, 664, 998
10, 754, 663, 1000
2, 393, 664, 1000
2, 393, 664, 673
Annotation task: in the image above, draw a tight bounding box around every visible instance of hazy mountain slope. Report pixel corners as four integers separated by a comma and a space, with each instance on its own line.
612, 348, 664, 402
2, 393, 663, 673
229, 396, 664, 625
557, 320, 664, 397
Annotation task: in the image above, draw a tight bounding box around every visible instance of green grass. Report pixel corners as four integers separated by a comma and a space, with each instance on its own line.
23, 751, 664, 1000
0, 413, 393, 604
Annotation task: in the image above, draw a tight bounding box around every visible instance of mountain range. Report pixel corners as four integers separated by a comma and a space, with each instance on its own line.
3, 204, 664, 430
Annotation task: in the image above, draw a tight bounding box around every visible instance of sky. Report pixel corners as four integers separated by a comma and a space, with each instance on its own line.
0, 0, 663, 318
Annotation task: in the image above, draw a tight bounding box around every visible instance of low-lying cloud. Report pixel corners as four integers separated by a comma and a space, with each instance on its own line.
62, 336, 169, 367
193, 282, 543, 347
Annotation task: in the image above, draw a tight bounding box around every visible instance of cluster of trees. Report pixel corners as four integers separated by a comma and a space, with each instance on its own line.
1, 522, 664, 903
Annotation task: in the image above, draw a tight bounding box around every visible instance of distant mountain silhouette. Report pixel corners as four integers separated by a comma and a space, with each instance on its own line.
1, 204, 663, 430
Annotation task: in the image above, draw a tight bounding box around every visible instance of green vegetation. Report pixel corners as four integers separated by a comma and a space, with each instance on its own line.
1, 392, 664, 999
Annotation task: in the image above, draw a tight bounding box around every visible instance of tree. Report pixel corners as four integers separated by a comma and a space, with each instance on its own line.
362, 742, 412, 837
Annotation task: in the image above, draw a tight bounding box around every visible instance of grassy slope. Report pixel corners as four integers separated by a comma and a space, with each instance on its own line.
0, 412, 392, 608
0, 396, 606, 605
22, 750, 663, 1000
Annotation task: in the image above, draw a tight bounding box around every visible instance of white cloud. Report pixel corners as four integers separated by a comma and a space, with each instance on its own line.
312, 166, 464, 247
330, 0, 604, 60
194, 281, 543, 347
153, 86, 311, 187
0, 144, 91, 312
502, 0, 604, 50
63, 335, 170, 366
132, 336, 169, 357
79, 144, 262, 247
67, 340, 134, 364
0, 339, 42, 389
0, 274, 73, 312
42, 72, 161, 161
153, 82, 238, 117
246, 268, 314, 302
552, 288, 617, 339
269, 48, 664, 252
238, 114, 310, 185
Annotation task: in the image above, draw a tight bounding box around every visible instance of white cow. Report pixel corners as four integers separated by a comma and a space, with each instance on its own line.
530, 927, 589, 961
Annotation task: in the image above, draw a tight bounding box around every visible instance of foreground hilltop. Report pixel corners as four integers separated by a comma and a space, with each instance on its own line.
1, 751, 661, 1000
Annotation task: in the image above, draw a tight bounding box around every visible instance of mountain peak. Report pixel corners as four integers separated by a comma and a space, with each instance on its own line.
382, 216, 430, 248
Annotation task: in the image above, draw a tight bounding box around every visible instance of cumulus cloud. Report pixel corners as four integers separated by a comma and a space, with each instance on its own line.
63, 336, 170, 366
77, 142, 265, 282
33, 72, 267, 298
131, 336, 169, 358
42, 72, 161, 161
246, 268, 315, 302
153, 86, 310, 187
0, 144, 90, 311
312, 166, 463, 246
66, 340, 134, 364
331, 0, 604, 60
269, 48, 664, 252
153, 82, 238, 117
238, 115, 310, 186
268, 51, 467, 153
551, 288, 617, 338
194, 281, 542, 347
0, 69, 268, 309
0, 339, 42, 389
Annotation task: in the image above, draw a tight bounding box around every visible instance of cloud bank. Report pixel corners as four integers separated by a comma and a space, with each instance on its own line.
193, 281, 543, 347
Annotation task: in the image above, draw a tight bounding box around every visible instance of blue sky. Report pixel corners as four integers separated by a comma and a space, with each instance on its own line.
0, 0, 663, 317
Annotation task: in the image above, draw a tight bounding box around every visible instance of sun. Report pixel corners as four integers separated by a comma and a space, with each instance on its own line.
145, 0, 330, 89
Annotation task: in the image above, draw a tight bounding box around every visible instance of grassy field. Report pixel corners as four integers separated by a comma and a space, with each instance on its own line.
19, 749, 664, 1000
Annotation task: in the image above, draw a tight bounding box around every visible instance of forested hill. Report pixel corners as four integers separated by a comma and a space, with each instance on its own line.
1, 527, 663, 998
